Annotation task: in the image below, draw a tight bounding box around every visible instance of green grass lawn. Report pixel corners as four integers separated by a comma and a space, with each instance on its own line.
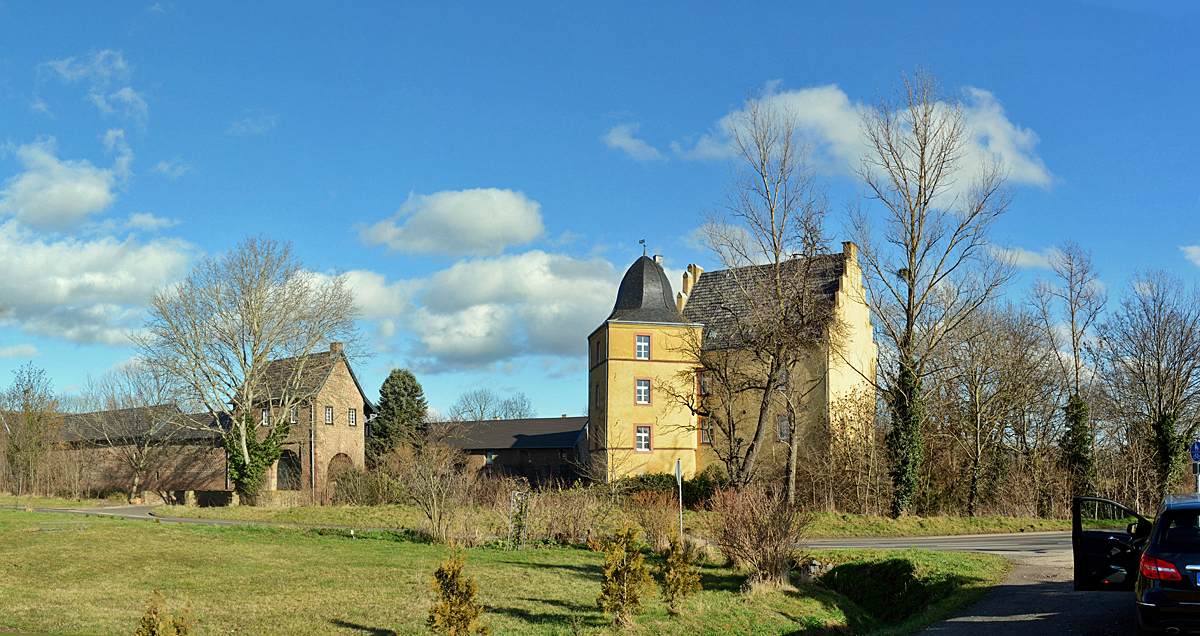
0, 493, 124, 509
0, 509, 1008, 636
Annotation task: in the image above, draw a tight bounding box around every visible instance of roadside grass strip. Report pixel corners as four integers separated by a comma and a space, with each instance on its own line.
153, 503, 1076, 539
1, 509, 1010, 636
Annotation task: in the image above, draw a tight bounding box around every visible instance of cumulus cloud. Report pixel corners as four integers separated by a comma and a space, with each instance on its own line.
228, 110, 278, 135
125, 213, 178, 231
1182, 245, 1200, 268
40, 50, 148, 124
603, 123, 664, 162
401, 251, 619, 373
361, 188, 544, 257
153, 157, 191, 179
0, 221, 195, 345
0, 135, 132, 232
669, 82, 1052, 190
0, 344, 39, 358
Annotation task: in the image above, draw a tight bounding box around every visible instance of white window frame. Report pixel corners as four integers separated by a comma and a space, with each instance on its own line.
635, 379, 650, 405
700, 418, 713, 445
325, 406, 333, 425
485, 451, 494, 466
349, 408, 357, 426
636, 425, 651, 452
635, 334, 650, 360
261, 409, 270, 427
289, 407, 298, 424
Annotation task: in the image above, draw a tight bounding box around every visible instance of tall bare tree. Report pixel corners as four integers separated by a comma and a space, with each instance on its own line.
1030, 241, 1106, 495
1096, 270, 1200, 500
76, 361, 203, 503
668, 92, 837, 494
134, 235, 362, 498
850, 67, 1015, 516
0, 363, 61, 497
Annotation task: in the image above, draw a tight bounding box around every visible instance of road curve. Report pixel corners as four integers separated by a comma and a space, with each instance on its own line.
810, 531, 1132, 636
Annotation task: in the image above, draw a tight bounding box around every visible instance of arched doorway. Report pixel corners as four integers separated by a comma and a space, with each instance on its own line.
326, 453, 354, 499
277, 450, 302, 491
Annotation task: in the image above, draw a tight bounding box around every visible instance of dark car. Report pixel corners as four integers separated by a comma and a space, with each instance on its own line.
1073, 494, 1200, 635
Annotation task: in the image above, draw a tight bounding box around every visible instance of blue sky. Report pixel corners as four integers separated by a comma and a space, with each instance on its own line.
0, 0, 1198, 418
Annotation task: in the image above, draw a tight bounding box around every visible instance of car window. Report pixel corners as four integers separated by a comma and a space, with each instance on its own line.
1078, 498, 1140, 532
1155, 512, 1200, 549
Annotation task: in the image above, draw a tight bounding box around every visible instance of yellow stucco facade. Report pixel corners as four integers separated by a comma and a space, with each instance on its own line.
590, 244, 876, 482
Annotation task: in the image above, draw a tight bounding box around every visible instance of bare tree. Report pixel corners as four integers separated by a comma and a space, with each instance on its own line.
1096, 271, 1200, 501
75, 361, 201, 503
1030, 241, 1106, 495
0, 363, 61, 497
134, 235, 362, 499
449, 389, 536, 421
393, 420, 470, 542
665, 91, 836, 496
850, 67, 1015, 516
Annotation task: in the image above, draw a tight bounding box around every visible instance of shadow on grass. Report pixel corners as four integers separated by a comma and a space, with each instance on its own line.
697, 566, 746, 593
488, 604, 608, 628
493, 559, 602, 579
328, 619, 397, 636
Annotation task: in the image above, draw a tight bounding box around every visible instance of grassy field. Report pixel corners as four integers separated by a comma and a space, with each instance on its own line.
0, 509, 1008, 636
152, 503, 1075, 538
0, 493, 125, 509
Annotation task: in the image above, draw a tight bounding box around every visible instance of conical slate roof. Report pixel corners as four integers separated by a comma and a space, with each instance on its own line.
606, 256, 684, 323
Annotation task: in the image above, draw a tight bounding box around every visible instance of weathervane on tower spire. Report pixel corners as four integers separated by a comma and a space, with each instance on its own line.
639, 239, 646, 256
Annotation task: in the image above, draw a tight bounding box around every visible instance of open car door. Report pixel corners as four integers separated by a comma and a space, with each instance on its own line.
1072, 496, 1152, 591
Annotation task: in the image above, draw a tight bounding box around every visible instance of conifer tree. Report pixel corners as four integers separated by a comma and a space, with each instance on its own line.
597, 523, 654, 626
372, 368, 427, 458
427, 549, 489, 635
654, 534, 701, 616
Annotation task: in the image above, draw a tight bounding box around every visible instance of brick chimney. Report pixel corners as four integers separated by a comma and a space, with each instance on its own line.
330, 342, 343, 355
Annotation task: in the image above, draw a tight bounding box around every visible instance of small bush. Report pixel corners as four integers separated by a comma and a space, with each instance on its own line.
709, 485, 809, 587
531, 482, 606, 543
618, 465, 730, 508
427, 549, 490, 635
654, 534, 701, 616
625, 490, 676, 552
597, 523, 655, 626
133, 590, 192, 636
331, 467, 405, 506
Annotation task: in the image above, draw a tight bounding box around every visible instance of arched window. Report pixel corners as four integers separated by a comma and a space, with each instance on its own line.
277, 450, 302, 491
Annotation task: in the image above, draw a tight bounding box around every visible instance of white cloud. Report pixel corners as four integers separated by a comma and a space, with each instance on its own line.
401, 251, 619, 372
41, 50, 148, 124
603, 123, 664, 162
0, 344, 39, 358
992, 245, 1058, 269
147, 2, 166, 12
1182, 245, 1200, 268
153, 156, 191, 179
361, 188, 544, 257
228, 110, 278, 135
0, 221, 195, 345
0, 135, 132, 232
125, 213, 178, 231
670, 82, 1051, 190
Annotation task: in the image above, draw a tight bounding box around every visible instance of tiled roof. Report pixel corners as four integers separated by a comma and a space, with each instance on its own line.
246, 350, 376, 414
445, 416, 588, 451
607, 256, 685, 324
682, 253, 844, 350
60, 406, 229, 443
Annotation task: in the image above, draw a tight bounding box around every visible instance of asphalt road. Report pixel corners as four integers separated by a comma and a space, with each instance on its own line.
812, 532, 1133, 636
33, 507, 1133, 635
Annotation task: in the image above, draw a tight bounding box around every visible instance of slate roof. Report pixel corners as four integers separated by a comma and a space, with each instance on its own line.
682, 253, 845, 350
247, 350, 376, 414
445, 416, 588, 451
606, 256, 685, 324
60, 406, 230, 443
